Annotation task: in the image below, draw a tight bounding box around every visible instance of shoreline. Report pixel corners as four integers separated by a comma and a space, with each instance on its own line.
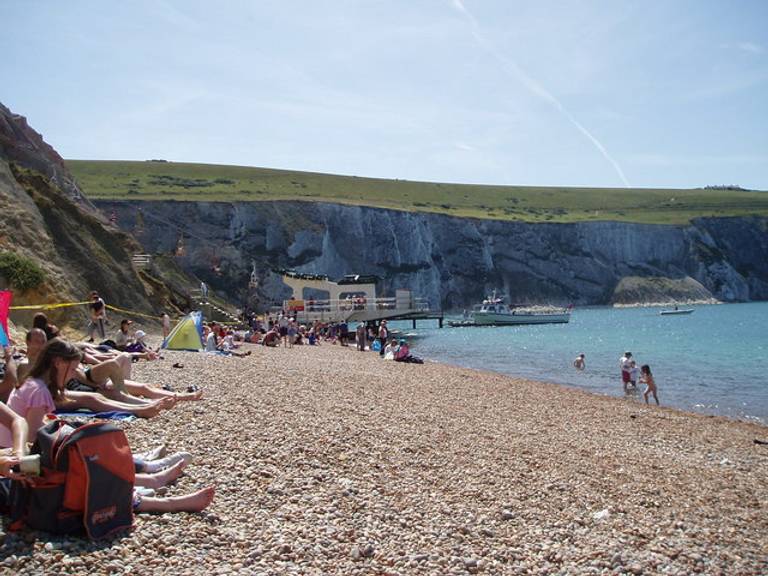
420, 356, 768, 428
611, 298, 721, 308
6, 343, 768, 574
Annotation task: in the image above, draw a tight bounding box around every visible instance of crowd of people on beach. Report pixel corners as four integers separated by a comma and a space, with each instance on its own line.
0, 286, 669, 540
239, 312, 422, 363
0, 295, 428, 536
0, 304, 217, 527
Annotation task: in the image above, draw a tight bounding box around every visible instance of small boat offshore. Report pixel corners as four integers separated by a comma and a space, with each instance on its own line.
450, 291, 571, 327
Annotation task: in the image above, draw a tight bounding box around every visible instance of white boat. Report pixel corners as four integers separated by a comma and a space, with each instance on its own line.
660, 308, 694, 316
471, 291, 571, 326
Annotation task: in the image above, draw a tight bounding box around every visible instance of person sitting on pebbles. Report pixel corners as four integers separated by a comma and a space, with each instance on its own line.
124, 330, 152, 355
114, 319, 134, 351
12, 337, 178, 421
203, 325, 252, 357
24, 330, 202, 405
384, 338, 399, 360
0, 394, 214, 516
393, 339, 423, 364
261, 327, 280, 347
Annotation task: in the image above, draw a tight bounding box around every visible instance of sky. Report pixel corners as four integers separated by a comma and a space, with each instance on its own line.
2, 0, 767, 190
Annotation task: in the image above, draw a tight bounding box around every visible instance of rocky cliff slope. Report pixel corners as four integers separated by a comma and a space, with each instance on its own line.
94, 199, 768, 310
0, 103, 193, 328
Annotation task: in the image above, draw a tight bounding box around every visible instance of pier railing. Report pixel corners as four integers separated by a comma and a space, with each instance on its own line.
272, 296, 433, 323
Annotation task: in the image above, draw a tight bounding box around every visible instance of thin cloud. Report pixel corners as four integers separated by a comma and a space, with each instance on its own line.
738, 42, 764, 55
454, 141, 475, 151
450, 0, 630, 187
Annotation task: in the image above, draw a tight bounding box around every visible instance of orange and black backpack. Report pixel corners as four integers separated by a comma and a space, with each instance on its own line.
10, 418, 135, 539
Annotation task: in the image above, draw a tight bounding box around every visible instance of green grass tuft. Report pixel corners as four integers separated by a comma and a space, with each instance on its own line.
0, 251, 47, 292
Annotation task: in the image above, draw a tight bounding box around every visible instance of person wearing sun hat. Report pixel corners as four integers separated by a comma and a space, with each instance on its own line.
394, 338, 410, 362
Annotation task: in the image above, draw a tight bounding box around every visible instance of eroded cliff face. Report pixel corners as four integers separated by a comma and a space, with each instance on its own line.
0, 102, 192, 327
94, 200, 768, 310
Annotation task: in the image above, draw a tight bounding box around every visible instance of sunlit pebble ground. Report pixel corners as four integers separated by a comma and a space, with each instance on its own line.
3, 341, 767, 575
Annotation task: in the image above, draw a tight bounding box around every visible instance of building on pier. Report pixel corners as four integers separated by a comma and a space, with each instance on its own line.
274, 270, 443, 327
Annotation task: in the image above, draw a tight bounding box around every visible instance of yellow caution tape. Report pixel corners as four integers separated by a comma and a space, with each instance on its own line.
9, 300, 242, 325
105, 304, 164, 320
9, 301, 91, 311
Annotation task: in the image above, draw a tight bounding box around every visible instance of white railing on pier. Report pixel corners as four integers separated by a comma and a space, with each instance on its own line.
271, 296, 432, 323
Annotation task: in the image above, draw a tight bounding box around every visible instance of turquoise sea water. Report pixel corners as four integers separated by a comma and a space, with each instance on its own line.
389, 302, 768, 424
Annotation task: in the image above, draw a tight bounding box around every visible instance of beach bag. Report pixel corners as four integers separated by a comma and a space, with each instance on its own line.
9, 419, 135, 539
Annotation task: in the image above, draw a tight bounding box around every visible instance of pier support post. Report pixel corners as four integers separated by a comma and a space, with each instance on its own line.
439, 316, 443, 328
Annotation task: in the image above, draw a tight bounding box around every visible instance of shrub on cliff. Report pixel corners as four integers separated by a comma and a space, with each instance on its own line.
0, 251, 46, 291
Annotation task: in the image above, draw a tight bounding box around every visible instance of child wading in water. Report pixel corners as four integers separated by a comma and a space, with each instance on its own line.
640, 364, 659, 405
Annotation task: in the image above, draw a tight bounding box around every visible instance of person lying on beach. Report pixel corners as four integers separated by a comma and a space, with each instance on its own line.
573, 353, 585, 370
24, 330, 197, 404
640, 364, 659, 405
78, 341, 157, 365
9, 339, 176, 437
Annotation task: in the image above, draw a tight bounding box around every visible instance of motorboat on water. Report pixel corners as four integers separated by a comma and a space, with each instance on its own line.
468, 291, 571, 326
660, 307, 694, 316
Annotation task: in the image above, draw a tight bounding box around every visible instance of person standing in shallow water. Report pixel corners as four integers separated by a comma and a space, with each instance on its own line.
619, 351, 632, 392
573, 353, 585, 370
640, 364, 659, 405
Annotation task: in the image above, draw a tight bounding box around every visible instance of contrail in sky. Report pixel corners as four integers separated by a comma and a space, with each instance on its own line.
451, 0, 631, 187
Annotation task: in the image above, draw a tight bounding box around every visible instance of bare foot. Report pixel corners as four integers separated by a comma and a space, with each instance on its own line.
158, 396, 177, 410
135, 401, 162, 418
136, 486, 215, 514
175, 486, 215, 512
176, 389, 203, 401
136, 444, 167, 461
151, 459, 188, 488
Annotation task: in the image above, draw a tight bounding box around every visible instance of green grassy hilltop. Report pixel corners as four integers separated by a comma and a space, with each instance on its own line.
67, 159, 768, 225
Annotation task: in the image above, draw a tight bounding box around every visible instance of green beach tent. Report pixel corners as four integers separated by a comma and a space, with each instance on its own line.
162, 311, 204, 351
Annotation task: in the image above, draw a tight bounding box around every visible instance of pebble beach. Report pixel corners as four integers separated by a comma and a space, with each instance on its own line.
3, 343, 767, 575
